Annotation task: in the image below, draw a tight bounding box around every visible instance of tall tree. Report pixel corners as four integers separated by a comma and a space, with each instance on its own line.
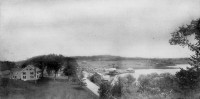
169, 18, 200, 96
21, 54, 64, 78
45, 54, 64, 79
22, 56, 47, 77
0, 61, 15, 71
169, 18, 200, 69
63, 57, 79, 77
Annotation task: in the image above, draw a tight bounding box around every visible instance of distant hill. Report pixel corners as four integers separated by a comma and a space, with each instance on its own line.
73, 55, 189, 69
73, 55, 188, 64
0, 55, 189, 71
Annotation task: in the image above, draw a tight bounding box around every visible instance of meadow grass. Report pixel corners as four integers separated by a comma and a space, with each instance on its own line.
0, 77, 98, 99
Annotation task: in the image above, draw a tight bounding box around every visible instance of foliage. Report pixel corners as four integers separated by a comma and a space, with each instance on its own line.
111, 82, 122, 98
169, 18, 200, 69
99, 81, 113, 99
78, 71, 87, 88
22, 54, 65, 78
99, 74, 137, 99
117, 74, 138, 99
107, 70, 119, 76
63, 58, 78, 77
175, 68, 200, 96
89, 73, 102, 86
138, 73, 176, 98
0, 61, 16, 71
169, 18, 200, 97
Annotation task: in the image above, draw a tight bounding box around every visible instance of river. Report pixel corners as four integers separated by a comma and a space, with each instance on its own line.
133, 64, 191, 78
112, 64, 191, 80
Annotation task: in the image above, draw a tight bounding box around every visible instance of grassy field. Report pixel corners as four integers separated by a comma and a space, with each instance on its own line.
0, 78, 98, 99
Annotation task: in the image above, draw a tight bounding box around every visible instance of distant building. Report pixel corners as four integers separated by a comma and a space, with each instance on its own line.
126, 68, 135, 73
10, 65, 41, 81
104, 68, 117, 74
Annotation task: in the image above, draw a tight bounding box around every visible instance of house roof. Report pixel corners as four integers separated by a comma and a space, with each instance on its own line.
11, 64, 40, 74
21, 65, 40, 72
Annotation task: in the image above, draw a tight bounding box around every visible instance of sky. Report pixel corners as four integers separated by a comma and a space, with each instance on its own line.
0, 0, 200, 61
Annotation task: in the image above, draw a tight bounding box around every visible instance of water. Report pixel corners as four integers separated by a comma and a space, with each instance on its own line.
102, 64, 191, 83
133, 64, 191, 79
111, 64, 191, 80
167, 64, 191, 69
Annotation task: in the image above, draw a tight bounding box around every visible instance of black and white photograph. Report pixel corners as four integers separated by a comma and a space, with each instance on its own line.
0, 0, 200, 99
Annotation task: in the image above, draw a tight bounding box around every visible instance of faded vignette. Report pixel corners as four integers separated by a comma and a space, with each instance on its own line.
0, 0, 200, 99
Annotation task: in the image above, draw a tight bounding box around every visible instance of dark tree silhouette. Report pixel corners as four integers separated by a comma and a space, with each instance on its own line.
63, 57, 79, 77
169, 18, 200, 97
169, 18, 200, 70
21, 54, 65, 78
0, 61, 15, 71
98, 81, 113, 99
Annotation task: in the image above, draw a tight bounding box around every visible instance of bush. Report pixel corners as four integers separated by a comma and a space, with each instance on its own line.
63, 58, 78, 77
111, 82, 122, 98
89, 73, 102, 86
100, 74, 138, 99
98, 81, 112, 99
138, 73, 176, 98
175, 68, 200, 97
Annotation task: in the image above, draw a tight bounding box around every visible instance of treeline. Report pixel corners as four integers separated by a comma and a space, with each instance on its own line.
74, 55, 188, 62
20, 54, 80, 79
0, 54, 81, 80
74, 55, 188, 67
0, 61, 16, 71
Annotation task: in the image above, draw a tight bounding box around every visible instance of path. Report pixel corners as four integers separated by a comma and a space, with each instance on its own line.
83, 71, 100, 96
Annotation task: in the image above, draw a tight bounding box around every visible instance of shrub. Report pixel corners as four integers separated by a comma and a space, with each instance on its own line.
111, 82, 122, 98
89, 73, 102, 86
175, 68, 200, 97
138, 73, 176, 98
98, 81, 112, 99
111, 74, 138, 99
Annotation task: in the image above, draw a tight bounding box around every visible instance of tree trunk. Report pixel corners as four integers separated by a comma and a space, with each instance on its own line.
41, 70, 44, 78
54, 72, 56, 81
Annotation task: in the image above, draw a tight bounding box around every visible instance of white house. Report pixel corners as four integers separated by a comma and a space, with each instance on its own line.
10, 65, 41, 81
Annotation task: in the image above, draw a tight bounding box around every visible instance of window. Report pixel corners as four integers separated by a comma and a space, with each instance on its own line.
23, 72, 26, 75
30, 76, 34, 78
30, 72, 34, 75
37, 75, 39, 78
23, 76, 26, 79
37, 71, 40, 74
29, 68, 32, 70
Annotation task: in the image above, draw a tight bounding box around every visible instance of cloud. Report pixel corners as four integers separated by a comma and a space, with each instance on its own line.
0, 0, 200, 61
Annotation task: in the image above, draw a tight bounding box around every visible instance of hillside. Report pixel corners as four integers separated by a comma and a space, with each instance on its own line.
74, 55, 189, 70
74, 55, 187, 61
74, 55, 188, 64
0, 55, 189, 73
